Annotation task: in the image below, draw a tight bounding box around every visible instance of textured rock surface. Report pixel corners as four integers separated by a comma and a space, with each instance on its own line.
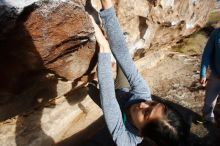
0, 0, 97, 96
114, 0, 215, 54
0, 1, 98, 145
24, 1, 96, 80
91, 0, 215, 54
0, 90, 102, 146
0, 0, 217, 146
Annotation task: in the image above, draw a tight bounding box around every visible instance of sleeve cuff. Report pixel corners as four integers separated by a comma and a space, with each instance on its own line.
99, 7, 115, 18
98, 53, 111, 63
200, 74, 206, 78
200, 71, 206, 78
200, 66, 207, 78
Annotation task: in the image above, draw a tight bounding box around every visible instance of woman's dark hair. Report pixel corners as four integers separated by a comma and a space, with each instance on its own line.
141, 108, 188, 146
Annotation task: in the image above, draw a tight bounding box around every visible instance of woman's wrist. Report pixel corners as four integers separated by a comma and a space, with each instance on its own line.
101, 0, 113, 9
99, 43, 110, 53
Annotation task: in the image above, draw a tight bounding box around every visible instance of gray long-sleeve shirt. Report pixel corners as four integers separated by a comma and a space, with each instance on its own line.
98, 7, 152, 146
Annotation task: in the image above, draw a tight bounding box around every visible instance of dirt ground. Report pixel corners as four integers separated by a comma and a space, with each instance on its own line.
141, 51, 220, 146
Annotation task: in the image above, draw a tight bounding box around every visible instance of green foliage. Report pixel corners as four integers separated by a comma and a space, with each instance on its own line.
208, 11, 220, 23
171, 31, 208, 55
171, 9, 220, 55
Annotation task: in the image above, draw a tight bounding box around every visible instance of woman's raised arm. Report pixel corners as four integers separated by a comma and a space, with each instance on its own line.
99, 1, 151, 99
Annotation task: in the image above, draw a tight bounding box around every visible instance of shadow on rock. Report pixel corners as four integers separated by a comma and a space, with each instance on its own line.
56, 116, 105, 146
0, 4, 58, 146
0, 3, 56, 146
0, 1, 98, 145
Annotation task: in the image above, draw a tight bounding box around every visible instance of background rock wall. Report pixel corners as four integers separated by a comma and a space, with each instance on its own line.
116, 0, 214, 54
0, 0, 216, 146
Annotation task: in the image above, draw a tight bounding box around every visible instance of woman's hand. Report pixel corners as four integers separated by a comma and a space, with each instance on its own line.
90, 15, 110, 53
200, 77, 207, 87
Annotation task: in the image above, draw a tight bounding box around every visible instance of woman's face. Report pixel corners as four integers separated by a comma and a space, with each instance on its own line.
129, 102, 166, 130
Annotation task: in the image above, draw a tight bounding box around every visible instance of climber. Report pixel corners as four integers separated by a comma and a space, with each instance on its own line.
200, 28, 220, 124
87, 0, 188, 145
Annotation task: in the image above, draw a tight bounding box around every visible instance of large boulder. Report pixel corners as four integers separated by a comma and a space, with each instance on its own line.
0, 0, 97, 97
0, 0, 216, 146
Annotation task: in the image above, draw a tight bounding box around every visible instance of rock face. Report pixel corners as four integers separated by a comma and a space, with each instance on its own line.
25, 1, 96, 80
0, 88, 103, 146
0, 0, 97, 96
0, 0, 216, 146
0, 1, 98, 145
0, 0, 215, 95
113, 0, 215, 54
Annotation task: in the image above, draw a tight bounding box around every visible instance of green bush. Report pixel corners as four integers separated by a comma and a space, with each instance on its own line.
171, 31, 208, 55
